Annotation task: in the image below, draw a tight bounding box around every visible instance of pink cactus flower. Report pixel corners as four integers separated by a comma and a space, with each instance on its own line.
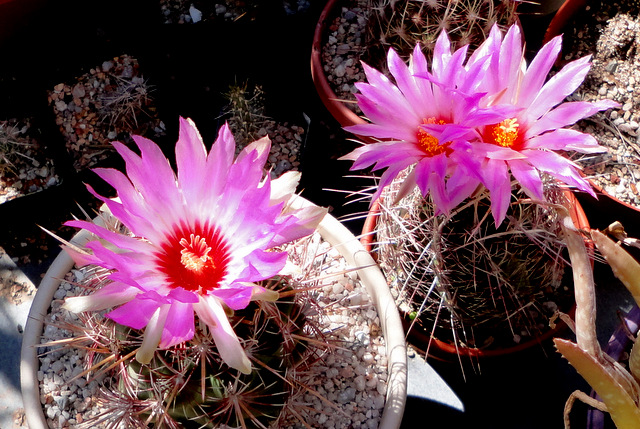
62, 118, 326, 374
469, 24, 618, 225
340, 33, 509, 213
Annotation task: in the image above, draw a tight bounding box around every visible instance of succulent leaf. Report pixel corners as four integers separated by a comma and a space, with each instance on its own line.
592, 229, 640, 309
555, 338, 640, 429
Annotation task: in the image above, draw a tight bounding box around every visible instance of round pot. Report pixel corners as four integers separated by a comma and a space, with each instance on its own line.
586, 305, 640, 428
310, 0, 366, 129
542, 0, 586, 44
21, 196, 408, 429
361, 189, 589, 360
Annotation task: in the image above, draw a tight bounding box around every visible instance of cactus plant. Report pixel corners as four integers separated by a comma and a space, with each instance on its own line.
0, 121, 32, 177
374, 173, 569, 355
99, 75, 154, 132
363, 0, 520, 66
222, 80, 303, 177
55, 271, 315, 428
341, 22, 618, 364
223, 81, 268, 152
34, 117, 334, 428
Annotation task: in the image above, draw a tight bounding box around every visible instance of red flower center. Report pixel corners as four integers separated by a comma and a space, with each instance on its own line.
155, 222, 230, 294
485, 118, 522, 149
416, 118, 450, 156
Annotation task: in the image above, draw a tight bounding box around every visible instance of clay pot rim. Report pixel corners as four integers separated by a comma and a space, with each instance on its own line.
310, 0, 366, 129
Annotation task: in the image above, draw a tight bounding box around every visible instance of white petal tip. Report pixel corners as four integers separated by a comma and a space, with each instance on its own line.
237, 357, 252, 375
61, 297, 89, 313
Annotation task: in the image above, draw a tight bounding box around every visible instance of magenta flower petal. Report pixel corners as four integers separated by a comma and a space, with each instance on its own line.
470, 24, 615, 224
517, 35, 563, 107
160, 300, 195, 348
195, 295, 252, 374
114, 138, 185, 229
62, 282, 141, 313
523, 150, 595, 196
373, 160, 419, 203
526, 56, 592, 120
524, 129, 606, 153
341, 140, 423, 172
342, 41, 494, 210
210, 286, 254, 311
481, 159, 511, 226
509, 159, 544, 201
175, 117, 208, 207
107, 293, 163, 330
527, 100, 619, 137
64, 219, 153, 254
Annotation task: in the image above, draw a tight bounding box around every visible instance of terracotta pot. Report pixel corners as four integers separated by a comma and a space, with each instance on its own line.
542, 0, 586, 44
361, 189, 589, 360
310, 0, 366, 129
21, 196, 408, 429
586, 305, 640, 428
589, 179, 640, 219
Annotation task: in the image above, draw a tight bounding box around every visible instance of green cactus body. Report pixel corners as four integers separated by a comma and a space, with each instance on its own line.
376, 172, 569, 351
78, 277, 310, 428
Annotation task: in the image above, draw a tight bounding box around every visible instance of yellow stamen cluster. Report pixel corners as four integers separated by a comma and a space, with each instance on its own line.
180, 234, 213, 272
417, 117, 448, 156
491, 118, 520, 148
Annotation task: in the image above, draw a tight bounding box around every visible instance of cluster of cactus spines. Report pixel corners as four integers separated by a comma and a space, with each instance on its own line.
364, 0, 519, 66
223, 81, 269, 151
50, 264, 324, 429
99, 75, 154, 131
0, 120, 35, 176
556, 221, 640, 429
375, 173, 568, 351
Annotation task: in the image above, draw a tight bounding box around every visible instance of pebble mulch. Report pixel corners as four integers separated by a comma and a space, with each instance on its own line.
321, 1, 369, 115
278, 232, 387, 429
38, 270, 109, 428
255, 120, 304, 178
159, 0, 312, 24
223, 82, 304, 178
561, 1, 640, 208
0, 247, 36, 307
159, 0, 249, 23
48, 54, 166, 173
0, 118, 60, 205
37, 231, 387, 429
